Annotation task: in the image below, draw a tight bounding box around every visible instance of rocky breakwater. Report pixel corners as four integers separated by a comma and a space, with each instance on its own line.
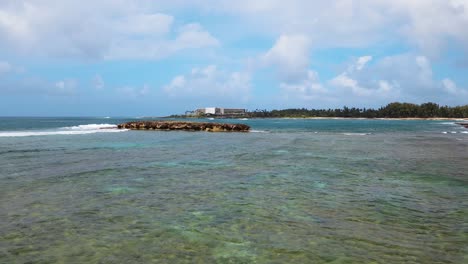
117, 121, 250, 132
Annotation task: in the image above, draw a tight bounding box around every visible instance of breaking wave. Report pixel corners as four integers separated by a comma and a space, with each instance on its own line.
0, 124, 127, 137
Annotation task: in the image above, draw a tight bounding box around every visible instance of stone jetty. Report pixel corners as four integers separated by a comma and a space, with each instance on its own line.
117, 121, 250, 132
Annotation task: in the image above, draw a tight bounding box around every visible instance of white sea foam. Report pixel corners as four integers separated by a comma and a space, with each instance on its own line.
0, 124, 128, 137
63, 124, 117, 130
342, 133, 371, 136
250, 130, 268, 133
436, 122, 456, 125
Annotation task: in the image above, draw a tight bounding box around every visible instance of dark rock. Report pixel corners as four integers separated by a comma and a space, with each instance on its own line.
117, 121, 250, 132
456, 123, 468, 128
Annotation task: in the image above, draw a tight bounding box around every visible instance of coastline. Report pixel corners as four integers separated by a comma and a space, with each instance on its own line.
170, 116, 468, 121
278, 117, 468, 121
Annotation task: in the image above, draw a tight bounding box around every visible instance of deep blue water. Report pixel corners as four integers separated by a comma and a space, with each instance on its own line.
0, 117, 467, 263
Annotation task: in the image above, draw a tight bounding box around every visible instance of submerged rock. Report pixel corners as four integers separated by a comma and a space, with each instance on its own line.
456, 122, 468, 128
117, 121, 250, 132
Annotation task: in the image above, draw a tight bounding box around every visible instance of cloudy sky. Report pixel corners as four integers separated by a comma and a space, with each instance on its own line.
1, 0, 467, 116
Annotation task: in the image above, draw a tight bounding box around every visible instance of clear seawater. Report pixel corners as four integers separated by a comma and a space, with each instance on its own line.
0, 117, 467, 263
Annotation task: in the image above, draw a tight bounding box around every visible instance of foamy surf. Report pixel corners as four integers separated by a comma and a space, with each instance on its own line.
62, 124, 118, 130
441, 131, 466, 134
0, 124, 128, 137
342, 133, 371, 136
436, 122, 456, 125
250, 130, 269, 133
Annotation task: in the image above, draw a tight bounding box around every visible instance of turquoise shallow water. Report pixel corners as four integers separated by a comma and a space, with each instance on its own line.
0, 117, 467, 263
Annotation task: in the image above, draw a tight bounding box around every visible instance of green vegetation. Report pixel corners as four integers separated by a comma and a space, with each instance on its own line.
247, 102, 468, 118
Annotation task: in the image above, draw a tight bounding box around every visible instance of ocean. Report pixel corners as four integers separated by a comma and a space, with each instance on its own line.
0, 117, 467, 263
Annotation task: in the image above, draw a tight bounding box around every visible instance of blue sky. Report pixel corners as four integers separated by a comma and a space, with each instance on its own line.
0, 0, 467, 116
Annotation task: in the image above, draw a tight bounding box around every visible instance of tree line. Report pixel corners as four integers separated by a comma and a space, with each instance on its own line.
246, 102, 468, 118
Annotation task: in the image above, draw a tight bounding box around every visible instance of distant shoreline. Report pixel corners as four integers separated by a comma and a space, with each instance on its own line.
168, 116, 468, 121
176, 102, 468, 120
272, 117, 468, 121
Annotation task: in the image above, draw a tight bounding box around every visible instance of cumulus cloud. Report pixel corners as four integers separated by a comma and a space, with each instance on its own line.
330, 74, 369, 96
393, 0, 468, 56
277, 52, 467, 107
329, 55, 393, 98
1, 1, 467, 110
279, 70, 326, 100
0, 1, 219, 59
327, 54, 467, 105
1, 1, 468, 59
372, 54, 439, 98
261, 34, 311, 81
104, 22, 219, 60
172, 0, 468, 58
164, 65, 251, 103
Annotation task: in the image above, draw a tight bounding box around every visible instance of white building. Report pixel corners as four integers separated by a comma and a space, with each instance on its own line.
195, 107, 246, 116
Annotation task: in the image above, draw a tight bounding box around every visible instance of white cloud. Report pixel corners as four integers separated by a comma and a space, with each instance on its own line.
330, 73, 369, 96
1, 1, 467, 109
329, 55, 392, 98
0, 1, 219, 59
280, 70, 326, 100
262, 34, 311, 80
442, 78, 468, 96
1, 1, 468, 60
173, 0, 468, 57
324, 54, 468, 105
373, 54, 440, 98
378, 80, 394, 93
104, 23, 219, 60
118, 13, 174, 36
188, 0, 388, 47
271, 51, 397, 105
174, 23, 220, 50
356, 56, 372, 71
164, 65, 251, 103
